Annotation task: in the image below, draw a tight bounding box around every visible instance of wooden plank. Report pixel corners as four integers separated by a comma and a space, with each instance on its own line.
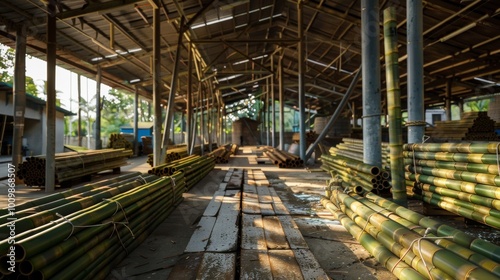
273, 202, 290, 215
185, 216, 217, 253
241, 214, 266, 250
268, 250, 304, 280
218, 195, 241, 216
206, 211, 239, 252
257, 186, 273, 203
196, 252, 236, 280
167, 252, 203, 280
293, 249, 329, 280
218, 182, 227, 191
203, 191, 225, 217
262, 216, 289, 249
243, 184, 258, 199
240, 250, 273, 280
269, 187, 283, 202
278, 215, 308, 249
242, 200, 261, 214
259, 202, 275, 216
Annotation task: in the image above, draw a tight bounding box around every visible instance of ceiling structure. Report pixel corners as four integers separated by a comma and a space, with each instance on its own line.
0, 0, 499, 117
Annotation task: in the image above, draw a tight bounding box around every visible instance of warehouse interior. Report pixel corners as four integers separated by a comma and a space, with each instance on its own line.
0, 0, 500, 279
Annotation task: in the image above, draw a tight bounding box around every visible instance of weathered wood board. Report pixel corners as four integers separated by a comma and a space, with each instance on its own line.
278, 215, 308, 249
240, 250, 273, 280
262, 216, 289, 249
293, 249, 330, 280
195, 252, 236, 280
202, 191, 224, 217
184, 216, 217, 253
268, 250, 304, 280
241, 213, 266, 250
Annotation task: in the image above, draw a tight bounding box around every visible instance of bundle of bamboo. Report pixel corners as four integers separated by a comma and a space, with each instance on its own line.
0, 172, 186, 279
207, 146, 232, 163
107, 133, 133, 150
263, 147, 304, 168
16, 148, 132, 187
148, 155, 215, 190
322, 187, 500, 279
404, 141, 500, 229
426, 112, 499, 142
320, 138, 391, 195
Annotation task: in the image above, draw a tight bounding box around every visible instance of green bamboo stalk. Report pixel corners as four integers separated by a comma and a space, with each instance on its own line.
404, 142, 500, 154
321, 154, 380, 175
404, 158, 500, 175
403, 150, 500, 165
320, 197, 426, 280
406, 165, 500, 189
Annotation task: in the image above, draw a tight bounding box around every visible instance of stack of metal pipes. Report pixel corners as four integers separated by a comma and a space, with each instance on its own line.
322, 186, 500, 280
263, 147, 304, 168
0, 172, 185, 279
16, 148, 133, 187
148, 155, 215, 190
404, 142, 500, 229
320, 138, 391, 195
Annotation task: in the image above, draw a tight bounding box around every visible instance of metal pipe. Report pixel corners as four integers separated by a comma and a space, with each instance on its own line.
305, 68, 361, 161
361, 0, 381, 167
152, 6, 162, 166
298, 0, 306, 163
383, 7, 407, 207
45, 0, 56, 192
407, 0, 425, 143
12, 25, 27, 181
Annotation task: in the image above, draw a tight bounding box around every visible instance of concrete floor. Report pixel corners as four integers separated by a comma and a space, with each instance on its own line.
0, 147, 397, 279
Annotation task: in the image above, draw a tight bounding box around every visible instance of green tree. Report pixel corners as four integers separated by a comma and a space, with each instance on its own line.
0, 46, 39, 95
101, 88, 134, 137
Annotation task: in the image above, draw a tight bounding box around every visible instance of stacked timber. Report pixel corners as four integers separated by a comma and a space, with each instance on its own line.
292, 131, 317, 146
322, 187, 500, 279
263, 147, 304, 168
230, 143, 239, 155
148, 155, 215, 190
16, 148, 132, 187
146, 144, 217, 166
0, 172, 185, 279
107, 133, 133, 150
207, 146, 232, 164
404, 142, 500, 229
321, 138, 391, 195
426, 111, 499, 142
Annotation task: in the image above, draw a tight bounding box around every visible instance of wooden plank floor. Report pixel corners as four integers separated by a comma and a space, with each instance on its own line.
169, 168, 328, 279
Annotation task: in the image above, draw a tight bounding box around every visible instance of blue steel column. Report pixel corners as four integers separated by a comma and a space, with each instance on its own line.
361, 0, 381, 167
298, 0, 306, 162
407, 0, 425, 143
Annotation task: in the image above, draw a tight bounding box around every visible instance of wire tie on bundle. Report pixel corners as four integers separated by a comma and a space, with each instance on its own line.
136, 175, 148, 184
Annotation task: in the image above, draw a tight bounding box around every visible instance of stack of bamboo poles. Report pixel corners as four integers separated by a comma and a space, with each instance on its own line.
148, 155, 215, 190
321, 187, 500, 280
16, 148, 132, 187
107, 133, 133, 150
230, 143, 239, 155
207, 146, 232, 163
320, 138, 391, 195
426, 112, 499, 142
146, 146, 190, 166
292, 130, 318, 146
263, 147, 304, 168
0, 172, 186, 279
404, 142, 500, 229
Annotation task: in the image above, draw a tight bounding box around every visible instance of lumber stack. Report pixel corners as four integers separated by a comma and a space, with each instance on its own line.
16, 148, 132, 187
207, 146, 232, 164
263, 147, 304, 168
404, 142, 500, 229
146, 144, 217, 166
320, 138, 391, 195
0, 172, 185, 279
107, 133, 133, 150
169, 169, 328, 280
322, 187, 500, 280
426, 111, 499, 142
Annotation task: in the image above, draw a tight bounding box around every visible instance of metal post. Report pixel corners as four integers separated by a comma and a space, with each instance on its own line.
161, 18, 185, 162
279, 52, 285, 150
12, 25, 26, 182
298, 0, 306, 162
78, 75, 82, 146
187, 43, 193, 153
266, 79, 270, 146
306, 68, 361, 160
152, 6, 162, 166
383, 7, 407, 207
446, 79, 452, 121
134, 86, 139, 156
361, 0, 381, 167
271, 62, 276, 148
200, 87, 205, 154
95, 66, 102, 149
407, 0, 425, 143
45, 0, 56, 192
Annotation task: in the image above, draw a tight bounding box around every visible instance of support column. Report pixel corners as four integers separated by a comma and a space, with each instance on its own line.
187, 43, 193, 153
134, 86, 139, 156
407, 0, 425, 143
161, 18, 185, 162
95, 66, 102, 149
279, 52, 285, 150
298, 0, 306, 162
45, 0, 56, 192
361, 0, 381, 167
445, 79, 452, 121
12, 25, 27, 182
78, 75, 82, 146
271, 74, 276, 147
266, 79, 270, 146
152, 5, 162, 166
